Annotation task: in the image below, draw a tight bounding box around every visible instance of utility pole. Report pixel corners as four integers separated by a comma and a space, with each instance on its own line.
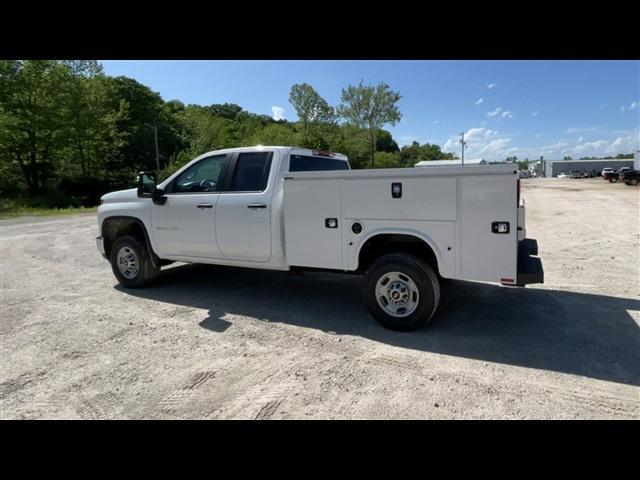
153, 123, 160, 173
460, 132, 466, 165
147, 123, 161, 173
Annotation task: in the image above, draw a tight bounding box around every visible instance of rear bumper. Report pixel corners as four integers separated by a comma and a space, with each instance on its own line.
516, 238, 544, 286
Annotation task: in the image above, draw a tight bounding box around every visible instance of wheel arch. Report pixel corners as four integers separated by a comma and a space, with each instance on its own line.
355, 230, 444, 276
101, 215, 160, 267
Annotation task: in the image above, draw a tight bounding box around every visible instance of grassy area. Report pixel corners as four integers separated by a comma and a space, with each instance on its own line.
0, 205, 97, 219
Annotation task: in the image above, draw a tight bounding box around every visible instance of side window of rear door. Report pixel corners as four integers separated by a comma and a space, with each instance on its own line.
229, 152, 272, 192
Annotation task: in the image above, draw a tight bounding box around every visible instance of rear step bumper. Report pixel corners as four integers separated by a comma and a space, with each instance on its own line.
516, 238, 544, 286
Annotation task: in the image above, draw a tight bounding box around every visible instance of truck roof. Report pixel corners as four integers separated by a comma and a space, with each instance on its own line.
196, 145, 348, 161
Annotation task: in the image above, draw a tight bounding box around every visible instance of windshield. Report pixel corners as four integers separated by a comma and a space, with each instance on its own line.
289, 154, 350, 172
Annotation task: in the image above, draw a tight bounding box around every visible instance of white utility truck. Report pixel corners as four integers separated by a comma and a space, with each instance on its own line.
97, 146, 543, 331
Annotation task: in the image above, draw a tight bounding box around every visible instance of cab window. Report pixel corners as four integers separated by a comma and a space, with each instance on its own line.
229, 152, 272, 192
289, 154, 349, 172
173, 155, 226, 193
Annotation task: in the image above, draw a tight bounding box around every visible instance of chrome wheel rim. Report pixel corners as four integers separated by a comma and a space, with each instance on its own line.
375, 271, 419, 318
117, 246, 139, 279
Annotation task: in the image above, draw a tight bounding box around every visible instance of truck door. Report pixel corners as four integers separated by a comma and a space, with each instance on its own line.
151, 154, 227, 258
215, 151, 273, 262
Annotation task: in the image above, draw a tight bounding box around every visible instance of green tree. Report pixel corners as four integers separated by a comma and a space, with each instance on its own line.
333, 124, 370, 169
373, 151, 403, 168
376, 129, 399, 153
337, 81, 402, 167
0, 60, 72, 196
400, 142, 454, 166
104, 76, 183, 179
288, 83, 336, 148
61, 61, 123, 180
250, 123, 299, 146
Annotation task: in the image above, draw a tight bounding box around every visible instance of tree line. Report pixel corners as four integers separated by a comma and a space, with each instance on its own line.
0, 60, 456, 208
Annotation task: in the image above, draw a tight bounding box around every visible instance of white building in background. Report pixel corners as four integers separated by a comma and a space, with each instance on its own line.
415, 158, 487, 167
542, 158, 635, 177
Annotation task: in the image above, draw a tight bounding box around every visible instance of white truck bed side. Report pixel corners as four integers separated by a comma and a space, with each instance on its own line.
283, 164, 519, 284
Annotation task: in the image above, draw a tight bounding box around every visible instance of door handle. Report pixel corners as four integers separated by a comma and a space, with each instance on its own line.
247, 203, 267, 209
197, 203, 213, 209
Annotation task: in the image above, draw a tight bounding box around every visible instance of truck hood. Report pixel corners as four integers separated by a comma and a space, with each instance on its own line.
101, 188, 138, 204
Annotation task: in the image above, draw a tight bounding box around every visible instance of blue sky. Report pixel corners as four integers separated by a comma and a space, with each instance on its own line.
101, 60, 639, 160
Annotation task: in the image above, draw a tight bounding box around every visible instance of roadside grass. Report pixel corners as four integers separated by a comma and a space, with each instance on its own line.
0, 205, 97, 219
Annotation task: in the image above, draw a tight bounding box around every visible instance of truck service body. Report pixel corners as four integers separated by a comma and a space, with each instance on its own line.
97, 146, 543, 330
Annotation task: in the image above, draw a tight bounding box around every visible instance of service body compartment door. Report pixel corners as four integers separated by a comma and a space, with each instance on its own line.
458, 174, 518, 282
343, 177, 457, 221
283, 179, 343, 269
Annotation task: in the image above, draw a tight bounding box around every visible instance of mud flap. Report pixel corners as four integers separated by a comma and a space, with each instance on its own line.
516, 238, 544, 286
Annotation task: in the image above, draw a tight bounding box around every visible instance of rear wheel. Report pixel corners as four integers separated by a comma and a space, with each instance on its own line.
365, 253, 440, 331
610, 177, 618, 183
110, 235, 159, 288
630, 179, 638, 186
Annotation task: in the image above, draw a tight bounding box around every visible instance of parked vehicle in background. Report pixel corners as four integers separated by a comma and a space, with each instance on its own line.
622, 170, 639, 186
601, 167, 614, 178
569, 170, 582, 179
618, 167, 633, 183
558, 172, 568, 178
518, 170, 531, 179
96, 146, 543, 331
581, 171, 594, 178
603, 170, 619, 183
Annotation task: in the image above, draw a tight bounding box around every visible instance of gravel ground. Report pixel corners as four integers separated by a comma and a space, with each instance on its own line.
1, 178, 638, 419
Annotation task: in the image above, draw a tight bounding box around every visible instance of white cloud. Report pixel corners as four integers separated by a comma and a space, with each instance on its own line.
475, 98, 484, 105
433, 120, 440, 124
620, 101, 638, 112
578, 136, 584, 143
271, 106, 285, 121
487, 83, 497, 89
574, 140, 610, 153
531, 111, 539, 117
487, 107, 502, 117
565, 126, 600, 134
573, 128, 640, 156
502, 110, 513, 118
443, 127, 513, 160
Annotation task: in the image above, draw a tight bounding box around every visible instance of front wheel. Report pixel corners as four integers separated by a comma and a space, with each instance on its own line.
364, 253, 441, 331
110, 235, 160, 288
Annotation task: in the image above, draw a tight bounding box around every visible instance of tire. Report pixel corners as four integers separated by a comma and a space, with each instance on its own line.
364, 253, 440, 331
630, 179, 638, 186
109, 235, 160, 288
610, 177, 618, 183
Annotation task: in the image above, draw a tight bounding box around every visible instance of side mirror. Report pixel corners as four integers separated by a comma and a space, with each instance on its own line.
137, 172, 167, 205
137, 171, 157, 198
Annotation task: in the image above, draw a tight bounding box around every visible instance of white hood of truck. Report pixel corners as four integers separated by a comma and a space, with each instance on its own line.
101, 188, 138, 204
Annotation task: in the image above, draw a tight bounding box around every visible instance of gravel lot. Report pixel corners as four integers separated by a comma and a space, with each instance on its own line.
1, 178, 639, 419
